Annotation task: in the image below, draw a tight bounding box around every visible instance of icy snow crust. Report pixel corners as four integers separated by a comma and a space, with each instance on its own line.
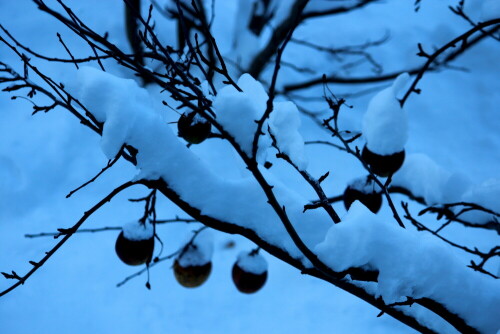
362, 73, 410, 155
122, 221, 154, 241
178, 229, 214, 267
316, 202, 500, 334
73, 67, 500, 333
236, 251, 268, 275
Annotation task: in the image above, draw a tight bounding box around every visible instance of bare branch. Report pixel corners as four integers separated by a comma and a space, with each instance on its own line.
247, 0, 309, 78
400, 19, 500, 107
0, 181, 141, 297
284, 23, 500, 93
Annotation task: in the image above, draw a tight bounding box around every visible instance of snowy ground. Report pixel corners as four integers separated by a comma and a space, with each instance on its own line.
0, 1, 499, 333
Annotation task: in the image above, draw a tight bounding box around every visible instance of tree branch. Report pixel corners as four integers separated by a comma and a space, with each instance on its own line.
0, 181, 140, 297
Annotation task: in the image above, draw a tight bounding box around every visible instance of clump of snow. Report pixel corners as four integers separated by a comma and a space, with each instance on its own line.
269, 101, 308, 170
214, 74, 307, 168
460, 178, 500, 225
178, 229, 214, 267
348, 176, 382, 194
392, 153, 471, 204
122, 221, 154, 241
481, 0, 500, 21
315, 202, 500, 334
442, 172, 473, 204
72, 67, 156, 160
236, 251, 268, 275
184, 112, 209, 126
214, 73, 270, 160
362, 73, 410, 155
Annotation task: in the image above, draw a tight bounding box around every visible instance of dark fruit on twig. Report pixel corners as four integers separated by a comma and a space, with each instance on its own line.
343, 176, 383, 214
173, 259, 212, 288
232, 251, 268, 294
177, 111, 211, 144
361, 145, 405, 177
115, 232, 154, 266
232, 263, 267, 294
173, 231, 213, 288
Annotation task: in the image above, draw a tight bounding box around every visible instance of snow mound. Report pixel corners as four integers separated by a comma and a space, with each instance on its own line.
122, 221, 154, 241
214, 73, 270, 160
460, 178, 500, 225
362, 73, 409, 155
392, 153, 471, 204
315, 202, 500, 334
73, 67, 156, 160
178, 229, 214, 267
393, 154, 500, 226
214, 74, 307, 167
236, 251, 268, 275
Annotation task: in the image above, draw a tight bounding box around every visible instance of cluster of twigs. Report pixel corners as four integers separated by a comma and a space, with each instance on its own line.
284, 12, 500, 94
313, 88, 406, 228
403, 203, 499, 279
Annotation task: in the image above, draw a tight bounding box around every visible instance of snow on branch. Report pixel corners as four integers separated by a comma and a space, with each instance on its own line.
71, 66, 330, 259
69, 66, 498, 334
1, 1, 499, 333
316, 202, 500, 334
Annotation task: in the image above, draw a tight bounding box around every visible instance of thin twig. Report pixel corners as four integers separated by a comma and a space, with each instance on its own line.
66, 152, 122, 198
400, 19, 500, 107
1, 180, 141, 297
402, 202, 499, 279
24, 218, 197, 238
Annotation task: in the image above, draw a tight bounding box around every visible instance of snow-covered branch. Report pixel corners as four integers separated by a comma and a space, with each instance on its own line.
0, 1, 499, 333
